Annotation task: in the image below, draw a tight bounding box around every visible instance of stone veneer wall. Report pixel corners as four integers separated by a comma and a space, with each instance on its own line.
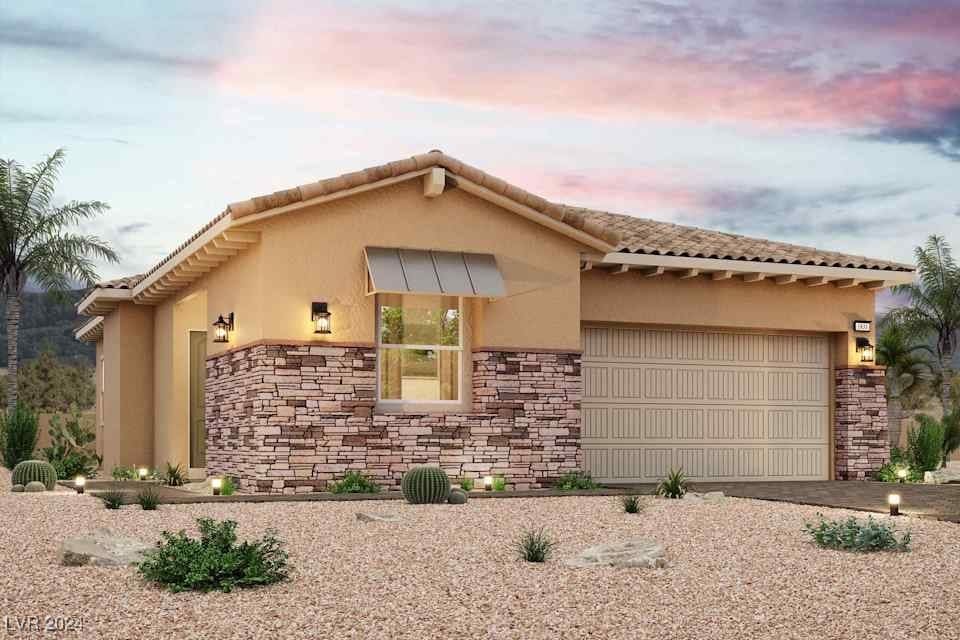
205, 343, 581, 494
834, 367, 889, 480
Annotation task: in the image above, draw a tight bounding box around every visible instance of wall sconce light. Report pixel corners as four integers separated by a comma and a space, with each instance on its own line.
74, 476, 86, 494
888, 493, 901, 516
138, 467, 148, 481
896, 468, 908, 483
211, 477, 223, 496
856, 337, 875, 363
212, 312, 235, 343
312, 302, 331, 334
483, 475, 494, 492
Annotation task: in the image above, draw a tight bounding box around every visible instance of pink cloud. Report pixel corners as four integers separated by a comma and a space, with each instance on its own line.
213, 4, 960, 133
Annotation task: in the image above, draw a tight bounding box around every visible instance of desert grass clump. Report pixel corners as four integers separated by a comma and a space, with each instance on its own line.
137, 486, 160, 510
656, 468, 689, 499
459, 478, 474, 492
620, 495, 643, 514
101, 490, 125, 509
492, 476, 507, 492
515, 527, 556, 563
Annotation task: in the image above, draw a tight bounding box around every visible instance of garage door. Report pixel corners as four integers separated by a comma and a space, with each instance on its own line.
582, 326, 831, 482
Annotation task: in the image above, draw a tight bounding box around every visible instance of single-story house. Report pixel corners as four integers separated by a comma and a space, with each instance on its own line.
76, 150, 914, 493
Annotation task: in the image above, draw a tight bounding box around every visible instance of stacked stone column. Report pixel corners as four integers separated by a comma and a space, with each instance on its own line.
834, 367, 888, 480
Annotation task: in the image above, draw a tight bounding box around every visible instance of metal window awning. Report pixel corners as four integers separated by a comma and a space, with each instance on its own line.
364, 247, 506, 297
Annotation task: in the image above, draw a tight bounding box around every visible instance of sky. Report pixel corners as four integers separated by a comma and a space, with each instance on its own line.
2, 0, 959, 307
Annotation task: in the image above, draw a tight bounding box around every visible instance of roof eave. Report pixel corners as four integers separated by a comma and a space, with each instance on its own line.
586, 252, 916, 289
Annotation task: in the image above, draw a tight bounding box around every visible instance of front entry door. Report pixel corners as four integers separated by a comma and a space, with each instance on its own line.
189, 331, 207, 471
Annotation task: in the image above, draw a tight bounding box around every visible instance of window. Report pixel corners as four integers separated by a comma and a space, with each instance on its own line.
377, 295, 461, 402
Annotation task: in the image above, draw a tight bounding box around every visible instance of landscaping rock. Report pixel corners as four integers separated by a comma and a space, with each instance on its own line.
564, 540, 667, 569
682, 491, 725, 504
25, 481, 46, 493
355, 512, 401, 523
448, 489, 468, 505
11, 484, 24, 493
61, 528, 153, 567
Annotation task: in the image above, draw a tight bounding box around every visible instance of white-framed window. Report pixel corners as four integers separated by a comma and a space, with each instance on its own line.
377, 294, 461, 403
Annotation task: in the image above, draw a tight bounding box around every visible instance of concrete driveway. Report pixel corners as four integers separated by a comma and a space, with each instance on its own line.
616, 481, 960, 522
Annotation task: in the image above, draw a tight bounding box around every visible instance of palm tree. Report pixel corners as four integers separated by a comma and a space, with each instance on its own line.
886, 236, 960, 412
0, 149, 118, 412
876, 319, 935, 446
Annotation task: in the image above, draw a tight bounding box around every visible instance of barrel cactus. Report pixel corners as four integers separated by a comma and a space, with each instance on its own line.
25, 481, 46, 492
447, 488, 468, 505
11, 484, 24, 493
12, 460, 58, 491
401, 466, 450, 504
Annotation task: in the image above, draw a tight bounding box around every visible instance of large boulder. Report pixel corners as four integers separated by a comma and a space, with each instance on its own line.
564, 540, 667, 569
61, 529, 153, 567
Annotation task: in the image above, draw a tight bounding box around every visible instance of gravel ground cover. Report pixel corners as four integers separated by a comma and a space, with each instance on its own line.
2, 466, 959, 640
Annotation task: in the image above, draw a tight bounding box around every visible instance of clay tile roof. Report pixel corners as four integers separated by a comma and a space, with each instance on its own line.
581, 210, 913, 271
94, 274, 144, 290
94, 151, 913, 290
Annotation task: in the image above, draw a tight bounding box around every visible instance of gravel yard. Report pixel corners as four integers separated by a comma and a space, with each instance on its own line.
2, 468, 959, 640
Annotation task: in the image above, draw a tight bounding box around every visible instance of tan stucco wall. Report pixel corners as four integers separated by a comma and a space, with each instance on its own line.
203, 179, 586, 353
153, 290, 207, 470
581, 269, 877, 365
100, 303, 154, 471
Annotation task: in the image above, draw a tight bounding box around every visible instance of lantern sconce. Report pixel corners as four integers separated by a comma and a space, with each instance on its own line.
312, 302, 331, 334
212, 312, 235, 343
856, 337, 875, 363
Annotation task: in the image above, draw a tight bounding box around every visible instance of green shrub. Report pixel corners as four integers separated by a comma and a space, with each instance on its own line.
401, 466, 450, 504
459, 478, 474, 492
556, 470, 598, 491
221, 476, 236, 496
41, 411, 100, 480
907, 415, 945, 472
492, 476, 506, 492
874, 448, 923, 482
138, 518, 289, 592
112, 465, 137, 481
804, 515, 911, 552
162, 462, 186, 487
656, 468, 689, 499
11, 459, 57, 490
101, 490, 125, 509
330, 471, 380, 494
2, 405, 38, 469
515, 527, 556, 563
620, 495, 642, 514
137, 486, 160, 510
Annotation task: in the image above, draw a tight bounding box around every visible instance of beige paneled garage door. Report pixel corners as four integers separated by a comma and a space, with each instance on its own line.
582, 326, 830, 482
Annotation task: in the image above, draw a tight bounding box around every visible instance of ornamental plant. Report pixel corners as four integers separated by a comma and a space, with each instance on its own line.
656, 468, 689, 499
804, 515, 911, 552
515, 527, 556, 563
42, 411, 100, 480
556, 470, 598, 491
138, 518, 289, 592
329, 471, 380, 494
2, 404, 38, 469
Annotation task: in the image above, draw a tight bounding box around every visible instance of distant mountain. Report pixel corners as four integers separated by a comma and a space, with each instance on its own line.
0, 290, 94, 367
